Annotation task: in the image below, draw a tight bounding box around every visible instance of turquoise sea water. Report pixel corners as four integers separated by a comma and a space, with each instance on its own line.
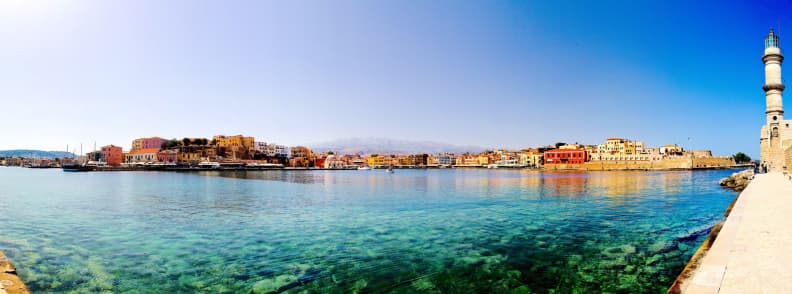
0, 167, 738, 293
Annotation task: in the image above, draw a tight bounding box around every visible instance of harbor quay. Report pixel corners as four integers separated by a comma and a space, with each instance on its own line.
673, 172, 792, 293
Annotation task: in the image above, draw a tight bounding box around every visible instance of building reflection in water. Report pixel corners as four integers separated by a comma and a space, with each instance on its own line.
200, 169, 696, 202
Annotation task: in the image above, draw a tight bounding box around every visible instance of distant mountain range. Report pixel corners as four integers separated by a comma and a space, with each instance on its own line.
0, 150, 75, 158
309, 138, 483, 155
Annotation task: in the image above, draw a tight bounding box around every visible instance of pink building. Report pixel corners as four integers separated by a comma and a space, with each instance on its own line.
143, 137, 167, 149
132, 137, 168, 151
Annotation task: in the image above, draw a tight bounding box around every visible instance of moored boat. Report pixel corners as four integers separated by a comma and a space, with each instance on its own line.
62, 162, 92, 172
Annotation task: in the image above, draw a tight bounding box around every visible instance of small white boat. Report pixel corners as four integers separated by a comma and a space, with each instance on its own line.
358, 166, 372, 170
386, 166, 394, 173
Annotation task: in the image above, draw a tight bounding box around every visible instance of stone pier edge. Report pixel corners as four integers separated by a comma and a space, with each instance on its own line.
666, 183, 743, 293
0, 251, 31, 294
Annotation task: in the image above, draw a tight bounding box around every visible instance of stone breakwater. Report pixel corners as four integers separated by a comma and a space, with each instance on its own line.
0, 251, 30, 294
718, 169, 754, 191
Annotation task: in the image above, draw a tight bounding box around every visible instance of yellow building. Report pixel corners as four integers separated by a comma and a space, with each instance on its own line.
214, 135, 255, 150
367, 155, 387, 166
591, 138, 648, 160
179, 152, 201, 163
519, 152, 544, 168
477, 155, 490, 165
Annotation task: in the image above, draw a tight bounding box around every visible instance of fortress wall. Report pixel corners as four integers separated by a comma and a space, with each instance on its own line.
690, 157, 736, 168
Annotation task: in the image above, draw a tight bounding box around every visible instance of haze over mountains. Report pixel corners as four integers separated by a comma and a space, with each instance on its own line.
309, 138, 483, 155
0, 150, 74, 158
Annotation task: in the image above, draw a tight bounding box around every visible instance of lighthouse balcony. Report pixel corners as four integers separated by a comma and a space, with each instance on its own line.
763, 84, 786, 91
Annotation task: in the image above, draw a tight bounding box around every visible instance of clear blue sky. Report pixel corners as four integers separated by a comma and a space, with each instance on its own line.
1, 0, 789, 157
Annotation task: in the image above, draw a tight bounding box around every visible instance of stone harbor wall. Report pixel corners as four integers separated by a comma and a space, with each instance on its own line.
0, 251, 30, 294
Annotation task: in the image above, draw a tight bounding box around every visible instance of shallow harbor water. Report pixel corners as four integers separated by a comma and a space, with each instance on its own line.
0, 168, 738, 293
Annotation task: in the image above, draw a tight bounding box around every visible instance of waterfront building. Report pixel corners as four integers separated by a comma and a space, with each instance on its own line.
314, 157, 326, 168
544, 147, 587, 164
496, 154, 520, 166
290, 146, 313, 159
100, 145, 123, 166
254, 142, 289, 158
322, 155, 345, 169
412, 154, 428, 166
589, 138, 650, 161
455, 154, 483, 166
395, 154, 427, 166
519, 152, 543, 168
214, 135, 255, 150
426, 154, 438, 166
600, 138, 645, 155
366, 155, 387, 166
659, 144, 684, 156
131, 137, 167, 151
157, 150, 179, 163
85, 150, 101, 162
124, 148, 159, 163
289, 146, 315, 167
179, 151, 201, 164
214, 135, 256, 159
436, 153, 455, 166
759, 28, 792, 171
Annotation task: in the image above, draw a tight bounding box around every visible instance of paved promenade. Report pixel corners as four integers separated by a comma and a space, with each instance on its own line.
683, 172, 792, 293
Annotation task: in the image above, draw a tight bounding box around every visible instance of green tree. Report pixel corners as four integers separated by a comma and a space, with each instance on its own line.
162, 139, 180, 149
182, 138, 191, 146
555, 142, 567, 148
733, 152, 751, 163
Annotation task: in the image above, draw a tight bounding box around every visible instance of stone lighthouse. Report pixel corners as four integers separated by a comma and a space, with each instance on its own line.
760, 28, 792, 171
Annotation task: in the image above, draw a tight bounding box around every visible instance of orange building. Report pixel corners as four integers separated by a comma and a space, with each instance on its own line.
100, 145, 123, 166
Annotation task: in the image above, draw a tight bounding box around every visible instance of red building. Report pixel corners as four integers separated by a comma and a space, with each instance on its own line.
100, 145, 123, 166
544, 148, 587, 164
314, 157, 326, 169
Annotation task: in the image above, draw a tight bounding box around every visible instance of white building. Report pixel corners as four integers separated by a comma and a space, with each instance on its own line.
436, 153, 455, 166
254, 142, 290, 158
